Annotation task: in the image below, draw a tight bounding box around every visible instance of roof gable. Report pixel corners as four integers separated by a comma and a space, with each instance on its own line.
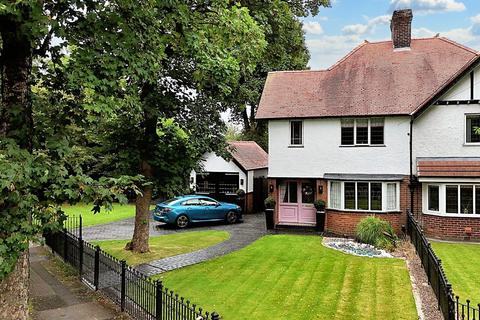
256, 37, 478, 120
228, 141, 268, 171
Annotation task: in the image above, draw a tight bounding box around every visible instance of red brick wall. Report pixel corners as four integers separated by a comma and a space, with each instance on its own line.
325, 210, 404, 236
422, 214, 480, 241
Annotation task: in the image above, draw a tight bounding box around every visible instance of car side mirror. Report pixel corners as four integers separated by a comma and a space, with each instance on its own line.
215, 203, 221, 207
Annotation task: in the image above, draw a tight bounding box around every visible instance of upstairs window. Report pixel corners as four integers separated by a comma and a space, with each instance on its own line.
341, 118, 384, 146
466, 114, 480, 143
290, 120, 303, 146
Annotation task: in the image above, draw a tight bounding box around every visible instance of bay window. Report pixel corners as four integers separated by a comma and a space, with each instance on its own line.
425, 183, 480, 215
329, 181, 399, 212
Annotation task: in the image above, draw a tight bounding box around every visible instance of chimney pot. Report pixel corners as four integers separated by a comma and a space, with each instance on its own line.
390, 9, 413, 49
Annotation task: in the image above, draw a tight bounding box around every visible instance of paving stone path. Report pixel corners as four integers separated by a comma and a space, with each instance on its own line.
82, 213, 266, 276
30, 245, 117, 320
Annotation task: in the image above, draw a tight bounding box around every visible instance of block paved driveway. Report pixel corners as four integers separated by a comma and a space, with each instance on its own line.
82, 213, 266, 276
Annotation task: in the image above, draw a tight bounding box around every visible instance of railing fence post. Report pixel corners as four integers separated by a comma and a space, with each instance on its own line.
63, 228, 68, 261
211, 311, 220, 320
79, 215, 83, 240
78, 238, 84, 279
120, 260, 126, 312
156, 280, 163, 320
94, 245, 100, 290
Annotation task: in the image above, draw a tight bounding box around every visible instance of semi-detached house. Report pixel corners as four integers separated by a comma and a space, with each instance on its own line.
256, 9, 480, 240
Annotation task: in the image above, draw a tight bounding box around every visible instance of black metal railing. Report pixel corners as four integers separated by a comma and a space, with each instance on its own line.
407, 211, 479, 320
44, 215, 220, 320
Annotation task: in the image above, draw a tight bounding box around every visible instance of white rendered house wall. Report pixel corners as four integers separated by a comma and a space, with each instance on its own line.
268, 117, 411, 178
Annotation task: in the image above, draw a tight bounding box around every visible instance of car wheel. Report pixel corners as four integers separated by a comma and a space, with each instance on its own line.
176, 215, 189, 228
226, 211, 237, 224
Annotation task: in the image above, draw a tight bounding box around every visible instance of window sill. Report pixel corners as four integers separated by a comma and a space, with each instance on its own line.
339, 144, 386, 148
463, 143, 480, 146
423, 211, 480, 218
288, 145, 304, 148
327, 208, 402, 214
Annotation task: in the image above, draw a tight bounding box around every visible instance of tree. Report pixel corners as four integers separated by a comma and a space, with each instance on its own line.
0, 0, 264, 317
59, 1, 266, 253
228, 0, 330, 150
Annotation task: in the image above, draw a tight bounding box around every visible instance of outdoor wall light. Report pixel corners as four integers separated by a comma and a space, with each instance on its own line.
269, 184, 274, 193
240, 179, 244, 186
189, 176, 194, 183
318, 185, 323, 194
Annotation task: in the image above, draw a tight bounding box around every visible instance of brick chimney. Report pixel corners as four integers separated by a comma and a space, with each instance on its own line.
390, 9, 413, 49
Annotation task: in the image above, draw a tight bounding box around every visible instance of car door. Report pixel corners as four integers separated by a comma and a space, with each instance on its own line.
199, 198, 221, 220
182, 198, 203, 221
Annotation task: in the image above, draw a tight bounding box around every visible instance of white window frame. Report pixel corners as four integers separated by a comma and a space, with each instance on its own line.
328, 180, 400, 212
340, 118, 385, 146
465, 113, 480, 145
423, 182, 480, 217
289, 120, 304, 147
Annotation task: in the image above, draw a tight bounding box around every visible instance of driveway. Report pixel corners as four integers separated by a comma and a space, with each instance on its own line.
82, 213, 266, 275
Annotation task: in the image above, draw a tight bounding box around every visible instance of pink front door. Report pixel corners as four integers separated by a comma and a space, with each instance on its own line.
278, 180, 316, 225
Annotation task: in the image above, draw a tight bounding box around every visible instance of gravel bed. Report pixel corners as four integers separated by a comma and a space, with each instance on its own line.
323, 237, 393, 258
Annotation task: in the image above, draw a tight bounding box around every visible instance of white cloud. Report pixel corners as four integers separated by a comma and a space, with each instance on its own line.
303, 21, 324, 35
342, 15, 390, 36
389, 0, 466, 14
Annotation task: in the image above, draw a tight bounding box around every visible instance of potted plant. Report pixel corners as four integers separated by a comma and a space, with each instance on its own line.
314, 199, 326, 212
264, 196, 275, 230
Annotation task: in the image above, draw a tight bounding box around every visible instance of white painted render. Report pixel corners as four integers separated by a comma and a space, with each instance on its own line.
268, 117, 411, 178
189, 152, 248, 192
442, 65, 480, 100
412, 103, 480, 174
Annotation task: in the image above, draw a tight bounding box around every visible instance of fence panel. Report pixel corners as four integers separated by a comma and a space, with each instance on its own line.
44, 215, 220, 320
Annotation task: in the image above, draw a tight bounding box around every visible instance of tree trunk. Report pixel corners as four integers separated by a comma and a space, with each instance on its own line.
0, 251, 29, 320
0, 16, 33, 320
125, 160, 153, 253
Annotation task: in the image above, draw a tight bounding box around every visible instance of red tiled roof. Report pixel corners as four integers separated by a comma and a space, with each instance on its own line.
417, 158, 480, 177
228, 141, 268, 171
256, 37, 478, 119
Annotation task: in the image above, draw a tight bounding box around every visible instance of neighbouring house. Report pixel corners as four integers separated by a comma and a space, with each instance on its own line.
256, 9, 480, 240
190, 141, 268, 213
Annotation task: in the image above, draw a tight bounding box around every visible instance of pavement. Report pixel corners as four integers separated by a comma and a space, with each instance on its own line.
82, 213, 267, 276
29, 245, 120, 320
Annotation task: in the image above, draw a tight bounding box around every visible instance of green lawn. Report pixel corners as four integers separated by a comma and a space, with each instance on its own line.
431, 241, 480, 303
92, 231, 230, 265
153, 235, 417, 320
62, 203, 138, 227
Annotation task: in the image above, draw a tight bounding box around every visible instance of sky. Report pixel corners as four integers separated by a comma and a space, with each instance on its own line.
303, 0, 480, 69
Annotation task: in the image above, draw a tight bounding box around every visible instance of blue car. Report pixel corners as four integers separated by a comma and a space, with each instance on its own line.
152, 195, 243, 228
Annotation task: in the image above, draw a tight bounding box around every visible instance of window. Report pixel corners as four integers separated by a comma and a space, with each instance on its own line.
428, 185, 439, 211
427, 183, 480, 215
182, 199, 200, 206
200, 198, 218, 206
330, 182, 341, 209
446, 185, 459, 214
340, 118, 384, 146
341, 119, 354, 145
466, 114, 480, 143
386, 183, 397, 211
333, 181, 398, 212
301, 182, 314, 204
371, 183, 382, 211
280, 181, 298, 203
290, 120, 303, 145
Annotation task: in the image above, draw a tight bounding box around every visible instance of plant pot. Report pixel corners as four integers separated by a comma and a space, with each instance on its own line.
316, 210, 325, 232
265, 208, 274, 230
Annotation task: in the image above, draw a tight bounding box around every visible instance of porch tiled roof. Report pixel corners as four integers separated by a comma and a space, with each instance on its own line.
417, 158, 480, 177
228, 141, 268, 171
256, 37, 478, 119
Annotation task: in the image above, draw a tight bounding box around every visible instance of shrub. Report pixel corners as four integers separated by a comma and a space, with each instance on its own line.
355, 216, 398, 251
236, 189, 246, 198
264, 196, 275, 209
313, 199, 325, 211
